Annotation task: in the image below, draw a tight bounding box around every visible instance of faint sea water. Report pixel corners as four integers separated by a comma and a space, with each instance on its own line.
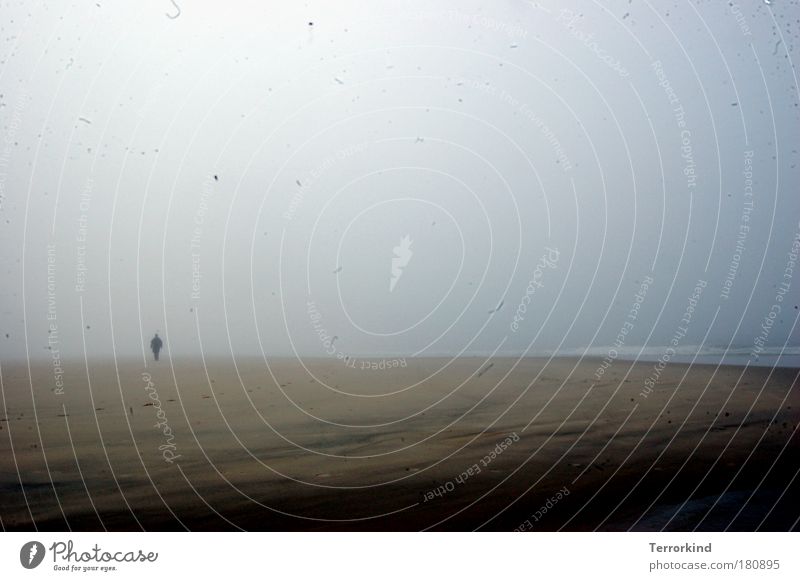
554, 346, 800, 369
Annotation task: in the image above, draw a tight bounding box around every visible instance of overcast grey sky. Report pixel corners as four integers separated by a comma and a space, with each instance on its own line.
1, 0, 798, 362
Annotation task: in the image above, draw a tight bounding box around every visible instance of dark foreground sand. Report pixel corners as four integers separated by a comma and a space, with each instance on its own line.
1, 357, 797, 531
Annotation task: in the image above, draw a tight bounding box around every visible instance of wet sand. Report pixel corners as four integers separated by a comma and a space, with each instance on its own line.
1, 357, 798, 531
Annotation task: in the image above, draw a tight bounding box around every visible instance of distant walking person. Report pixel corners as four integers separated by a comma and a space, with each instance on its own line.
150, 333, 163, 361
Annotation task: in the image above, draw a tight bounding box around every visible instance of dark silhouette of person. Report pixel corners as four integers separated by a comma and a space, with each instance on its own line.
150, 333, 163, 361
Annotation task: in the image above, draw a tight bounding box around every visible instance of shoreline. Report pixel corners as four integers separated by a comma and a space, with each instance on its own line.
6, 351, 799, 368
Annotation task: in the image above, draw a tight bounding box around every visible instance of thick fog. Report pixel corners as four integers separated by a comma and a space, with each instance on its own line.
1, 0, 798, 363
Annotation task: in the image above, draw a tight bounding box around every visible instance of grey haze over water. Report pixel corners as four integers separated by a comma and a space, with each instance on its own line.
0, 0, 798, 365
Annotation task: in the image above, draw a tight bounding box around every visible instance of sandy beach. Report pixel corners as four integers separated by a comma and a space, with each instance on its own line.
1, 357, 797, 531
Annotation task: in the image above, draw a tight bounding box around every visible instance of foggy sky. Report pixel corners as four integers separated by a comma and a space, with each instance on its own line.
1, 0, 799, 362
